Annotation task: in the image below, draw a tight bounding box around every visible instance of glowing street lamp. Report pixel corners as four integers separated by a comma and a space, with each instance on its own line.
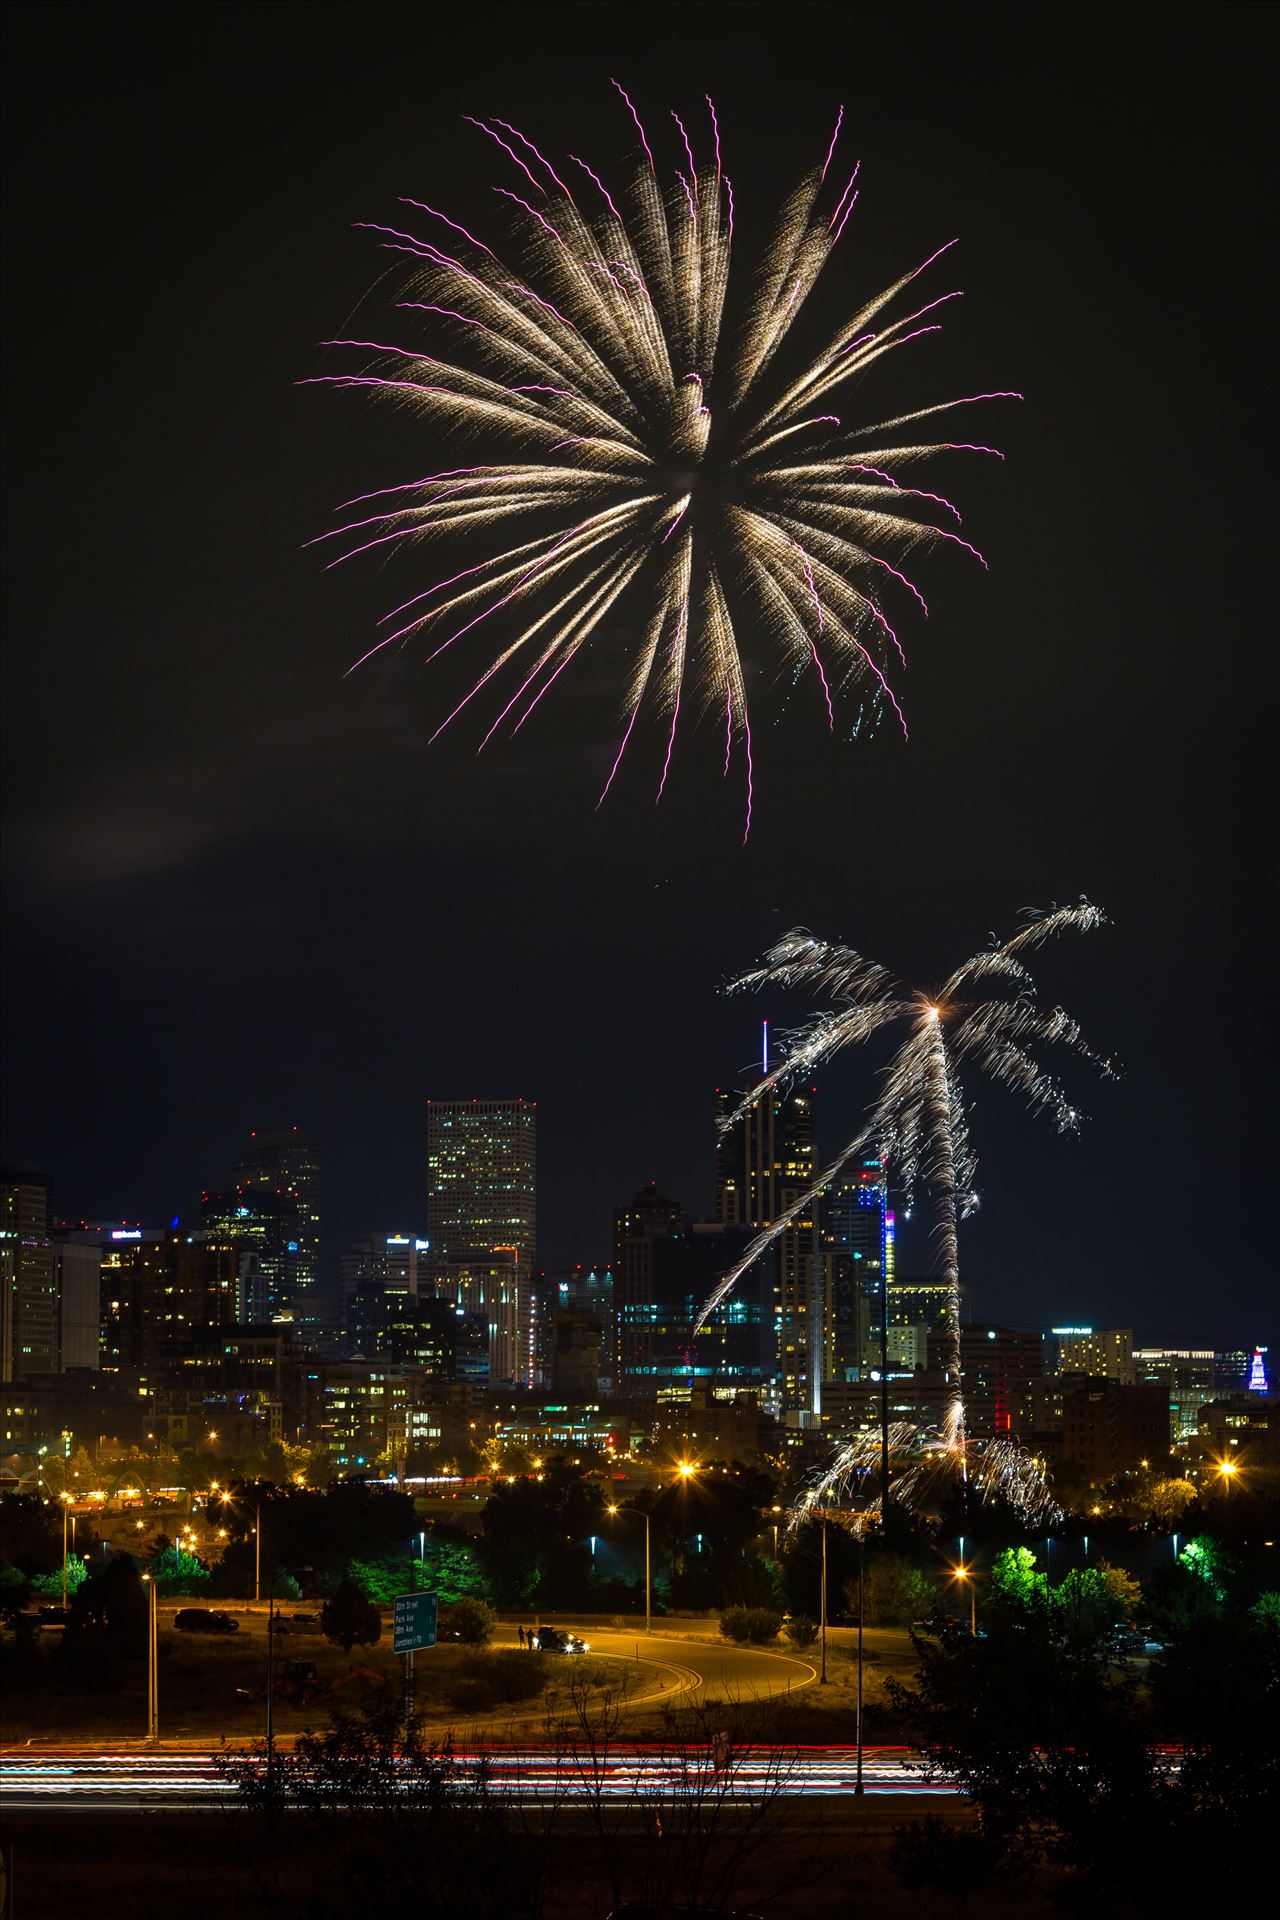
953, 1561, 977, 1635
1217, 1457, 1239, 1502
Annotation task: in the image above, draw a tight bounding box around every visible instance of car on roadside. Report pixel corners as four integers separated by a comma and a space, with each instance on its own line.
291, 1612, 319, 1627
173, 1607, 239, 1634
535, 1626, 590, 1654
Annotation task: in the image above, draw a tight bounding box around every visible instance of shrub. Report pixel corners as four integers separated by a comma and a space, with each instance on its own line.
442, 1597, 497, 1645
784, 1614, 819, 1648
720, 1606, 782, 1645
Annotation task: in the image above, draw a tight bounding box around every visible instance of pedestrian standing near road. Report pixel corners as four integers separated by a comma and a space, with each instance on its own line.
517, 1624, 526, 1648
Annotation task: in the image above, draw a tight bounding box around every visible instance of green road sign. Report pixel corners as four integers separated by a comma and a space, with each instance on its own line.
393, 1590, 437, 1654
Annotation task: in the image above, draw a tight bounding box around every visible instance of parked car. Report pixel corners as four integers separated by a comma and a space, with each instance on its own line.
1111, 1625, 1146, 1655
291, 1612, 318, 1626
173, 1607, 239, 1634
535, 1626, 589, 1654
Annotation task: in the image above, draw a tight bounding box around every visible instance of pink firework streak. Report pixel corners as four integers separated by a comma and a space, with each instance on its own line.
398, 198, 497, 258
706, 95, 723, 179
495, 189, 564, 243
464, 116, 543, 194
671, 110, 697, 182
611, 78, 656, 173
821, 106, 845, 183
569, 154, 623, 222
398, 302, 491, 330
489, 117, 575, 201
796, 545, 835, 729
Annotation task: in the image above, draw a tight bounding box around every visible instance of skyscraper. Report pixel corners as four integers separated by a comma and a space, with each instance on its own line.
715, 1074, 820, 1420
0, 1165, 57, 1382
203, 1126, 320, 1320
426, 1098, 536, 1384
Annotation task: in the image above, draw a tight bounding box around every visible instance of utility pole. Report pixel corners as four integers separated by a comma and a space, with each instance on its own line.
879, 1279, 890, 1509
819, 1515, 829, 1684
144, 1576, 158, 1743
855, 1528, 865, 1796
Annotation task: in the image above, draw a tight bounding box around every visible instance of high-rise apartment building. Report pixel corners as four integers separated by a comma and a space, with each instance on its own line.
715, 1080, 820, 1420
426, 1099, 536, 1384
0, 1166, 58, 1382
94, 1226, 245, 1368
1050, 1326, 1135, 1382
206, 1126, 320, 1320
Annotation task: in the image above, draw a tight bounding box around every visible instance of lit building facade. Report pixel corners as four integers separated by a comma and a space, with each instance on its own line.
426, 1099, 536, 1384
1050, 1326, 1135, 1382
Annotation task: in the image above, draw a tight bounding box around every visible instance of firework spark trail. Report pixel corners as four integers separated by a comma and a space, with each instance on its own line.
316, 88, 1015, 826
694, 904, 1113, 1493
800, 1426, 1062, 1528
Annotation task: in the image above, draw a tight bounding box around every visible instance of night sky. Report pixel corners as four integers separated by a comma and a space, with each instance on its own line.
3, 2, 1270, 1350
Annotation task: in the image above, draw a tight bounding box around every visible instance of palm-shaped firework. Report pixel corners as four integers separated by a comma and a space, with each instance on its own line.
695, 902, 1114, 1502
307, 87, 1015, 830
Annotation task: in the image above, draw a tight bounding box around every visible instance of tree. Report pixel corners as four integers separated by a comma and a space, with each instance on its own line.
888, 1565, 1280, 1907
0, 1492, 63, 1574
480, 1462, 604, 1608
148, 1544, 211, 1596
851, 1553, 934, 1627
1148, 1476, 1198, 1528
321, 1579, 382, 1654
784, 1614, 819, 1648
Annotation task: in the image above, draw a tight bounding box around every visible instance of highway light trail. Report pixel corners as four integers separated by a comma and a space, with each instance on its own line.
0, 1747, 955, 1806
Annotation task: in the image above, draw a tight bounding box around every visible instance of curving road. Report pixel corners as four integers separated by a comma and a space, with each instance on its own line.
568, 1628, 817, 1711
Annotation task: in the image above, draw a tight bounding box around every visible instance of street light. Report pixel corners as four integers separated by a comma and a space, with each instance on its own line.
606, 1504, 651, 1634
60, 1495, 73, 1611
953, 1562, 977, 1635
819, 1512, 829, 1685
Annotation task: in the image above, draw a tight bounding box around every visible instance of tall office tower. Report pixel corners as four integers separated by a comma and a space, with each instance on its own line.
426, 1099, 537, 1384
820, 1159, 888, 1384
613, 1183, 684, 1391
219, 1127, 321, 1320
715, 1075, 820, 1420
0, 1166, 58, 1383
